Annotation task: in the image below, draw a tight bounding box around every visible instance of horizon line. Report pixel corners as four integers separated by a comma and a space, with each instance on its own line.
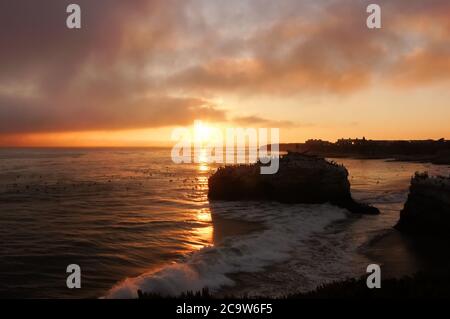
1, 137, 448, 149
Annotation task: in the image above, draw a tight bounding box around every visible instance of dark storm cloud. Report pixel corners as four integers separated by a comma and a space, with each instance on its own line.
0, 94, 225, 134
0, 0, 227, 133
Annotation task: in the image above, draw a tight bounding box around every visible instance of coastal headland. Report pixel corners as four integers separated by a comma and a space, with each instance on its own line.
275, 138, 450, 165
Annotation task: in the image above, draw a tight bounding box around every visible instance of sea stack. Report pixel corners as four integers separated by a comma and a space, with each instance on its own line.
395, 173, 450, 236
208, 152, 379, 215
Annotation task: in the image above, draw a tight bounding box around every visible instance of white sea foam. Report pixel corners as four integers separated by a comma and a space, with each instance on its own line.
105, 202, 348, 298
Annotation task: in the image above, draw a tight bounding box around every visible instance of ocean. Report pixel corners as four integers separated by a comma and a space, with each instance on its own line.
0, 148, 448, 298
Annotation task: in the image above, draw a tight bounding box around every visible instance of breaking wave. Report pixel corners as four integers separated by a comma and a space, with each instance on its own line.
105, 202, 348, 298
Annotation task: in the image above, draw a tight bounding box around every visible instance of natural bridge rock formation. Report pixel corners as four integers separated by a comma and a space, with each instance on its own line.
208, 152, 379, 215
395, 173, 450, 236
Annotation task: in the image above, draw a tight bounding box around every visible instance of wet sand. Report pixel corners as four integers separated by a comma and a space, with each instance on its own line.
365, 229, 450, 279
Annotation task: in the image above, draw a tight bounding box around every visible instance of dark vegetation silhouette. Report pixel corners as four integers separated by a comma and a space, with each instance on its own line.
138, 273, 450, 299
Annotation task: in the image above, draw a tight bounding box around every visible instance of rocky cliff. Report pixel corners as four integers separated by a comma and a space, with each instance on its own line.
395, 172, 450, 236
208, 152, 379, 214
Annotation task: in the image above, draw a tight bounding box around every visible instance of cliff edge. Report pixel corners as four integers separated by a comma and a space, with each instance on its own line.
395, 172, 450, 236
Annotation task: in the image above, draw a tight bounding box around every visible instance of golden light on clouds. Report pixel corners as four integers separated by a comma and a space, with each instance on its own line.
1, 0, 449, 146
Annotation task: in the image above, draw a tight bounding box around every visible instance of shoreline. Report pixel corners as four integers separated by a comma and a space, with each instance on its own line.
137, 210, 450, 299
364, 228, 450, 279
278, 139, 450, 166
215, 217, 450, 298
326, 154, 450, 166
362, 229, 420, 279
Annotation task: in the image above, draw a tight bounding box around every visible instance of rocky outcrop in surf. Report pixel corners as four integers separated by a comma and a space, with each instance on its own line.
395, 173, 450, 236
208, 152, 379, 215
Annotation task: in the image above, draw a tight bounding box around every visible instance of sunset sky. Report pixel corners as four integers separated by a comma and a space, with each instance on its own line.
0, 0, 449, 147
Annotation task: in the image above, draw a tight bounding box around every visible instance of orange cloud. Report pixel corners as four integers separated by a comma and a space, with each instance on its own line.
390, 47, 450, 87
1, 0, 449, 143
0, 95, 226, 134
231, 115, 299, 128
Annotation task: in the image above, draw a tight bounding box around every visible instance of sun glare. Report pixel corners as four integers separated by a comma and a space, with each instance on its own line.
193, 120, 213, 144
192, 120, 220, 168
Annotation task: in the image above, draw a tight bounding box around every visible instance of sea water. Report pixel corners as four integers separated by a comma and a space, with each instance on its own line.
0, 148, 448, 298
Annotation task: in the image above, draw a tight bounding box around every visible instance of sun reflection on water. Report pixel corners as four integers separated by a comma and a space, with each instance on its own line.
196, 208, 212, 222
188, 209, 213, 250
198, 163, 209, 172
185, 145, 215, 250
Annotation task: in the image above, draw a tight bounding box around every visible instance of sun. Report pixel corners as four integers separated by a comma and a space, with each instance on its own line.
193, 120, 213, 144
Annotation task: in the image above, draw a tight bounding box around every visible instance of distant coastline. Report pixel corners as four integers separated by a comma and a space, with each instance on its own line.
272, 138, 450, 165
